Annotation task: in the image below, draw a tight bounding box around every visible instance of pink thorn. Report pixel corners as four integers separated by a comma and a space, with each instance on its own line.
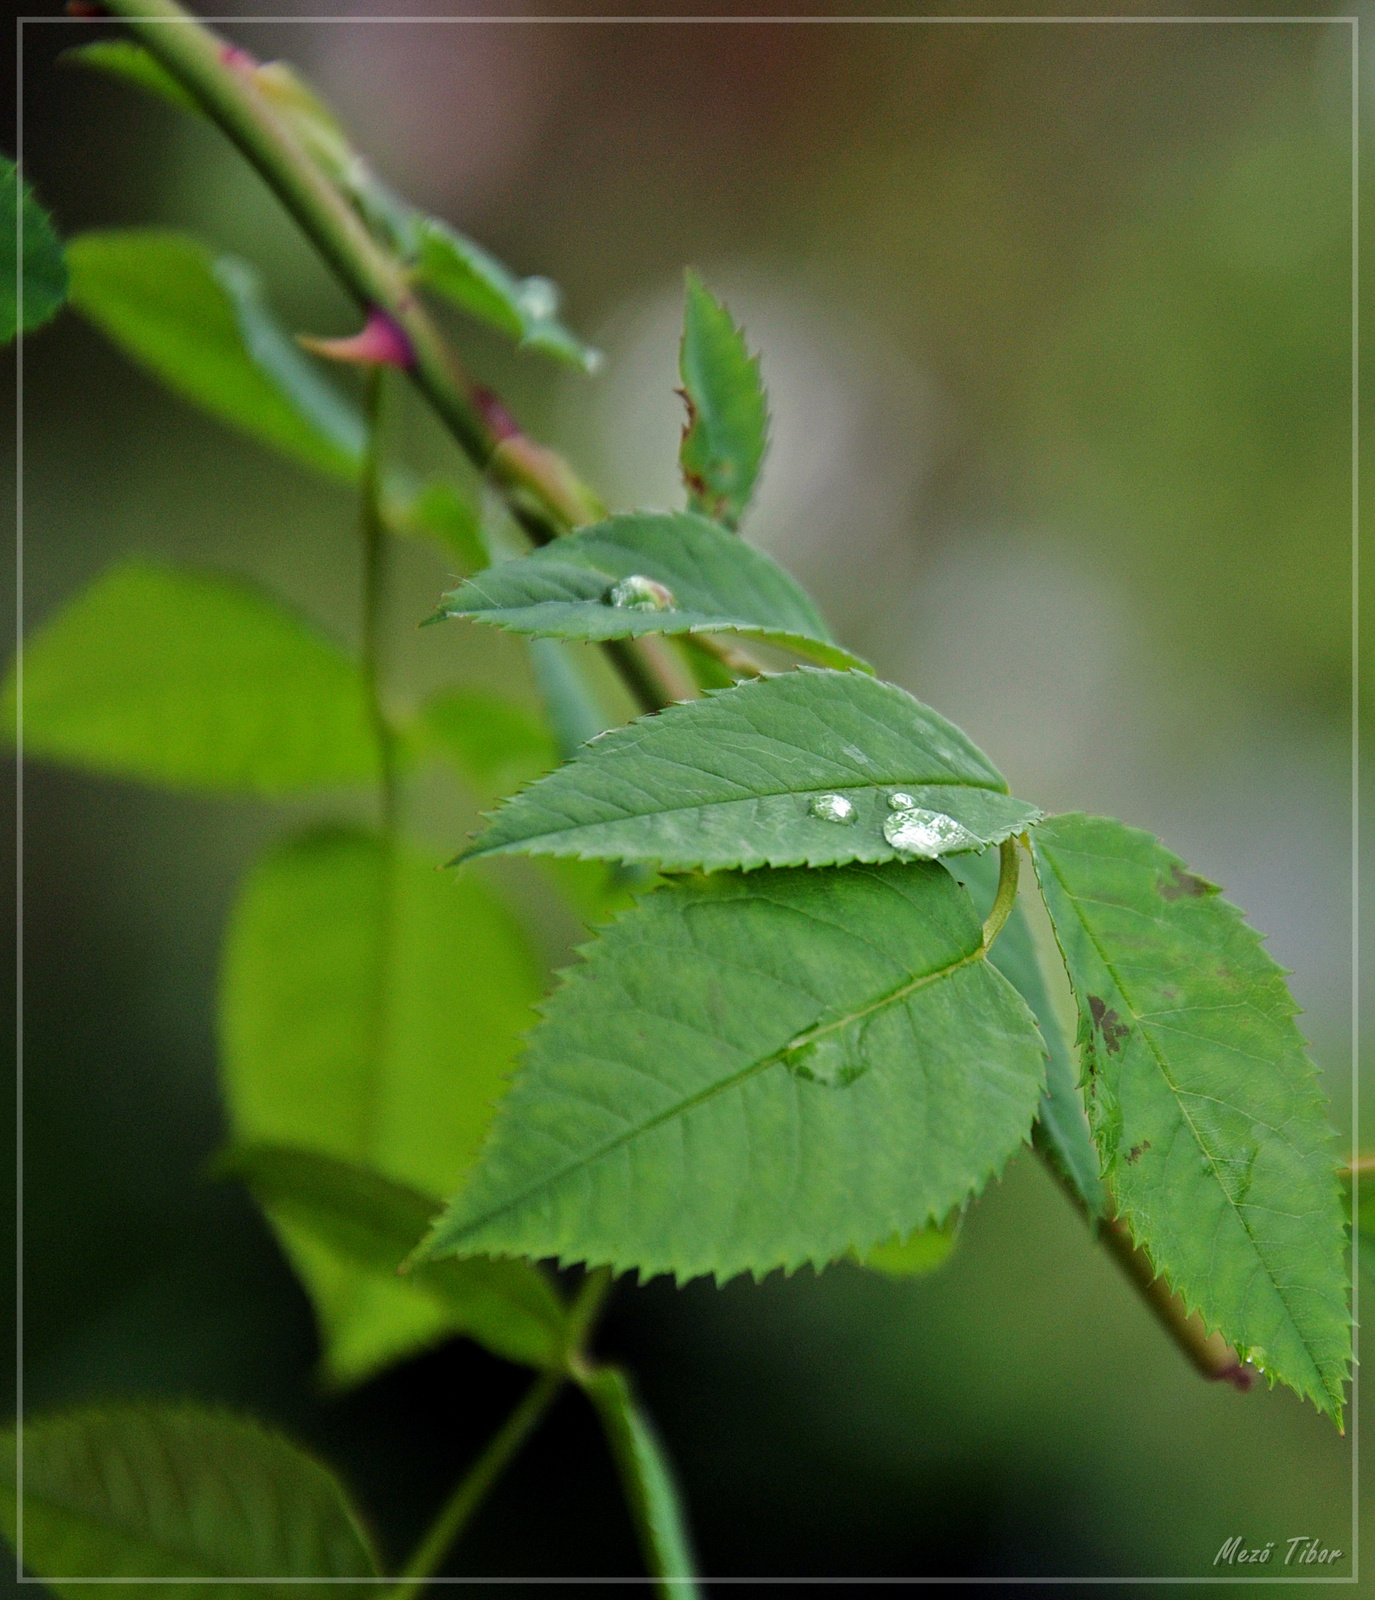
219, 45, 259, 74
298, 309, 415, 370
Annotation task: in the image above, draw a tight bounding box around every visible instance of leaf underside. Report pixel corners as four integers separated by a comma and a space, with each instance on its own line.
954, 847, 1104, 1217
415, 218, 602, 373
221, 1142, 567, 1370
432, 510, 867, 672
1031, 813, 1349, 1421
421, 860, 1047, 1282
6, 561, 379, 794
0, 1405, 378, 1600
678, 270, 768, 530
460, 668, 1041, 872
220, 827, 543, 1385
68, 230, 361, 481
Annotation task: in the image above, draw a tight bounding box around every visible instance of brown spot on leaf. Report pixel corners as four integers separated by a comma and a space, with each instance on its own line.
1125, 1140, 1152, 1165
1087, 994, 1130, 1054
1158, 865, 1213, 901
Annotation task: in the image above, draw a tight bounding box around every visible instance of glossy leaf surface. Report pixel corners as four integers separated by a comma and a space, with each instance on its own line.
432, 512, 867, 671
6, 561, 378, 793
678, 271, 768, 529
421, 860, 1046, 1281
0, 1406, 377, 1599
1032, 813, 1349, 1420
68, 230, 361, 480
415, 218, 601, 372
222, 1143, 567, 1370
459, 669, 1040, 871
221, 827, 543, 1384
1, 159, 67, 341
582, 1368, 700, 1599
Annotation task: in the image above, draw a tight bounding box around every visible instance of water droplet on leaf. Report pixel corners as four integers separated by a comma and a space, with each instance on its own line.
809, 793, 856, 824
517, 276, 560, 322
882, 808, 981, 858
605, 574, 675, 612
888, 792, 918, 810
783, 1033, 867, 1088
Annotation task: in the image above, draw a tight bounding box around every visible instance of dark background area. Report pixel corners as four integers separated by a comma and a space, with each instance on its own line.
2, 0, 1367, 1585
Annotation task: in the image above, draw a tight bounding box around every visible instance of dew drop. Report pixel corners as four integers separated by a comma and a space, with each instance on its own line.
605, 574, 675, 612
888, 791, 918, 810
783, 1034, 866, 1088
809, 793, 856, 825
882, 807, 981, 858
516, 275, 560, 322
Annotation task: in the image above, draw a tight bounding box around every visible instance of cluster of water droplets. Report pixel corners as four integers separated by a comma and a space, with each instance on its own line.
604, 574, 676, 612
882, 792, 980, 857
805, 787, 982, 858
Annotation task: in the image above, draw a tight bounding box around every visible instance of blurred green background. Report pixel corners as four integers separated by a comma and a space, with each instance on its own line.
4, 0, 1367, 1584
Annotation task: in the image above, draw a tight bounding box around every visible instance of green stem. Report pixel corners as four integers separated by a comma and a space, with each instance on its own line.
99, 0, 602, 539
1036, 1147, 1252, 1390
392, 1270, 617, 1597
98, 0, 682, 724
391, 1368, 564, 1600
565, 1265, 615, 1357
358, 367, 397, 834
980, 836, 1020, 951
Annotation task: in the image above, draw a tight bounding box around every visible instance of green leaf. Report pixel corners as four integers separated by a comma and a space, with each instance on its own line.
955, 846, 1105, 1218
406, 686, 556, 796
389, 477, 489, 571
1031, 813, 1350, 1421
0, 1405, 378, 1599
431, 511, 868, 671
528, 637, 616, 759
1, 159, 68, 342
62, 40, 200, 115
221, 826, 544, 1385
458, 668, 1041, 872
419, 860, 1047, 1281
415, 218, 602, 373
678, 271, 768, 530
220, 1143, 568, 1370
855, 1216, 961, 1278
5, 561, 379, 793
68, 229, 362, 480
581, 1368, 700, 1600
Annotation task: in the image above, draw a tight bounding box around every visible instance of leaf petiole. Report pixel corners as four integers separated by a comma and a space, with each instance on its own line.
980, 836, 1020, 952
390, 1268, 616, 1597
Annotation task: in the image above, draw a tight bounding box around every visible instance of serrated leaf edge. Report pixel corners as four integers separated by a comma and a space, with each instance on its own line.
1029, 817, 1350, 1422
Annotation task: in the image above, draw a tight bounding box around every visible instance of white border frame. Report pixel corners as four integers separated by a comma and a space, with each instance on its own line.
10, 9, 1363, 1587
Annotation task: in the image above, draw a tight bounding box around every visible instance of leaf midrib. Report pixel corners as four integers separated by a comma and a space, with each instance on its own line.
1040, 843, 1331, 1398
435, 943, 988, 1250
475, 779, 1016, 858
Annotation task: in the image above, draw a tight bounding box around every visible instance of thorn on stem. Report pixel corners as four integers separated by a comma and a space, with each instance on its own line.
219, 45, 259, 74
299, 308, 415, 369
